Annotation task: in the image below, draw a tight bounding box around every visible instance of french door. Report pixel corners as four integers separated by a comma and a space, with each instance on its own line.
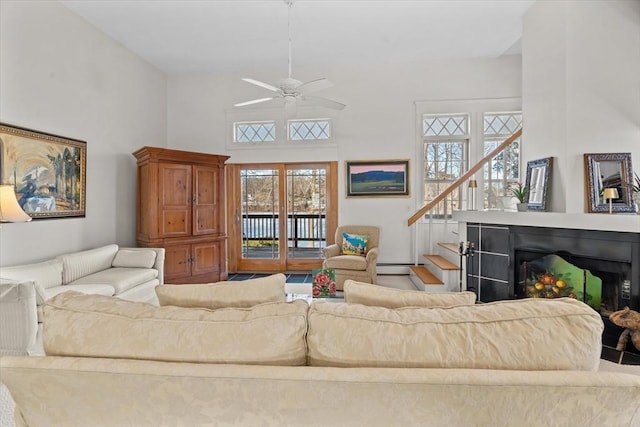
227, 162, 338, 272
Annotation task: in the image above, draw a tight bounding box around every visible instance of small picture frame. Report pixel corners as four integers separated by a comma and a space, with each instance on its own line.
345, 159, 409, 197
525, 157, 553, 211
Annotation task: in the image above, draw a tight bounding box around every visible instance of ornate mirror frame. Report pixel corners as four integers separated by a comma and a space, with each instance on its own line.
584, 152, 634, 213
525, 157, 553, 211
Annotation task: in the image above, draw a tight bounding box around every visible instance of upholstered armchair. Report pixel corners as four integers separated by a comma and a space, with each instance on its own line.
322, 225, 379, 290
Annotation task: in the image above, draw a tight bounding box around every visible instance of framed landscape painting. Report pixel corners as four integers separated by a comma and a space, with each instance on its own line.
346, 159, 409, 197
0, 123, 86, 219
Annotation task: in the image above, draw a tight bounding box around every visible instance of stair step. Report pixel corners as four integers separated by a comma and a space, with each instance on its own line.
424, 255, 459, 270
438, 242, 459, 254
409, 266, 443, 285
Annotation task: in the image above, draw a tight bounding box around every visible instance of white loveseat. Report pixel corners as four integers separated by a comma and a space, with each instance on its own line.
0, 244, 164, 356
1, 280, 640, 426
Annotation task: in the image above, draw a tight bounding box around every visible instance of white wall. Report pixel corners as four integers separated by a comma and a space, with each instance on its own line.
167, 57, 523, 264
523, 0, 640, 213
0, 1, 167, 266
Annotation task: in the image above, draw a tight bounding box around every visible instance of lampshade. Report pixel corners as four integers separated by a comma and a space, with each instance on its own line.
603, 188, 619, 200
0, 185, 32, 222
468, 179, 478, 188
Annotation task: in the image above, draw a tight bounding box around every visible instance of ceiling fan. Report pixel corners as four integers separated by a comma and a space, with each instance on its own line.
234, 0, 345, 112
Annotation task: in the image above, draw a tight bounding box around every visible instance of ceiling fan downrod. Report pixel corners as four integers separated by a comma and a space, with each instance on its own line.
286, 0, 293, 79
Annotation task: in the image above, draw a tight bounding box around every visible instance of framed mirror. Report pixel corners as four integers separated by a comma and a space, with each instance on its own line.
584, 152, 635, 213
525, 157, 553, 211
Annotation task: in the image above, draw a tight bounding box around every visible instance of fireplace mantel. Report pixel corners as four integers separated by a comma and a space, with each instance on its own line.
453, 210, 640, 234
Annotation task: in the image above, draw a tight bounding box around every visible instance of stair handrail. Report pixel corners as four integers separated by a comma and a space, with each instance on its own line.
407, 128, 522, 226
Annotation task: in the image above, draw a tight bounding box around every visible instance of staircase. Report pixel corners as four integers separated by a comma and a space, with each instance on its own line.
407, 128, 522, 293
409, 242, 461, 292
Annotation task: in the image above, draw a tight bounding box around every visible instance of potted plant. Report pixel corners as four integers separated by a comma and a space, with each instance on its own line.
511, 182, 529, 212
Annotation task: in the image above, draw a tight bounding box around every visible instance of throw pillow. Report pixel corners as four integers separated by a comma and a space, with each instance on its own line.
156, 273, 286, 309
112, 249, 157, 269
306, 297, 603, 371
341, 232, 368, 256
44, 291, 309, 366
344, 280, 476, 308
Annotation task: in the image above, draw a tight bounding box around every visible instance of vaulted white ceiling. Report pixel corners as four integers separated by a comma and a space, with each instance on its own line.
60, 0, 535, 75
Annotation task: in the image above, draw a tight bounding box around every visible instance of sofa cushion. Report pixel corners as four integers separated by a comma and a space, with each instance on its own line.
44, 284, 116, 300
68, 268, 158, 294
156, 273, 286, 309
43, 292, 308, 366
0, 259, 63, 290
344, 280, 476, 308
323, 255, 367, 271
112, 249, 157, 269
307, 297, 603, 371
57, 244, 119, 284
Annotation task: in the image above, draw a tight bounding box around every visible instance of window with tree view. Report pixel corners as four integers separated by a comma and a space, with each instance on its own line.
483, 112, 522, 209
422, 115, 469, 218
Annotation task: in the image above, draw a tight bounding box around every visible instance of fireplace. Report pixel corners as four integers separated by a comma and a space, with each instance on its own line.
466, 223, 640, 364
515, 252, 630, 315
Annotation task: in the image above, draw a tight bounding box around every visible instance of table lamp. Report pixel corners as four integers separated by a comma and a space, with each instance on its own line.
468, 179, 477, 211
603, 188, 619, 214
0, 184, 32, 223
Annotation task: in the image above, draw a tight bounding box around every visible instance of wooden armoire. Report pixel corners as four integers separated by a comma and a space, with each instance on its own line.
133, 147, 229, 284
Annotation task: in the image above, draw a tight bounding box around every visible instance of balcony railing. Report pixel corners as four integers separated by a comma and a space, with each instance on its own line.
241, 213, 326, 258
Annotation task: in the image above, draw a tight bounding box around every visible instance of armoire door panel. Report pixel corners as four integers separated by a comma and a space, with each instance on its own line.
164, 245, 191, 280
192, 241, 220, 276
161, 210, 190, 236
193, 166, 220, 236
160, 163, 192, 237
161, 164, 191, 206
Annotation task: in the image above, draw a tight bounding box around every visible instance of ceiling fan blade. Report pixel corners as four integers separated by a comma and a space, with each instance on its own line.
296, 78, 333, 95
302, 95, 346, 110
242, 78, 279, 92
234, 97, 275, 107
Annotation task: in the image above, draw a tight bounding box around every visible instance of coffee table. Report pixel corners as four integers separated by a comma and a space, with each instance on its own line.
285, 283, 344, 303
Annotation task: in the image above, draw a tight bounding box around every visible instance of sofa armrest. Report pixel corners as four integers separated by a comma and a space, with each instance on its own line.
119, 247, 165, 286
322, 244, 341, 259
0, 280, 40, 356
153, 248, 165, 286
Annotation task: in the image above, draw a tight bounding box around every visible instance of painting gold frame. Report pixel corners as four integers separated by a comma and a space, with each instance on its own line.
0, 123, 86, 219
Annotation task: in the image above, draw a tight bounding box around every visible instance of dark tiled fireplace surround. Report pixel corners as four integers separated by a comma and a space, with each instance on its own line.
466, 223, 640, 365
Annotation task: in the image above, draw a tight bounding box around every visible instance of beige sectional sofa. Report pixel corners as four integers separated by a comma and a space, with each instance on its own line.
2, 278, 640, 426
0, 244, 164, 356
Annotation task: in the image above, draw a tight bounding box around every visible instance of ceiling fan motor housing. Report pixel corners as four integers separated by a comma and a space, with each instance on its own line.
277, 78, 303, 94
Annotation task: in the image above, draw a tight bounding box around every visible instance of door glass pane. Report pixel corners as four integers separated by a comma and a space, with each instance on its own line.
286, 168, 327, 259
240, 168, 279, 259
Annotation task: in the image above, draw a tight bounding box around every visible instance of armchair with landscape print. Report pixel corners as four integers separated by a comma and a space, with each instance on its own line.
322, 225, 379, 290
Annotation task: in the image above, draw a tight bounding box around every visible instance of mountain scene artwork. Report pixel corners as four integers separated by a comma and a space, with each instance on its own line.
346, 160, 409, 197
